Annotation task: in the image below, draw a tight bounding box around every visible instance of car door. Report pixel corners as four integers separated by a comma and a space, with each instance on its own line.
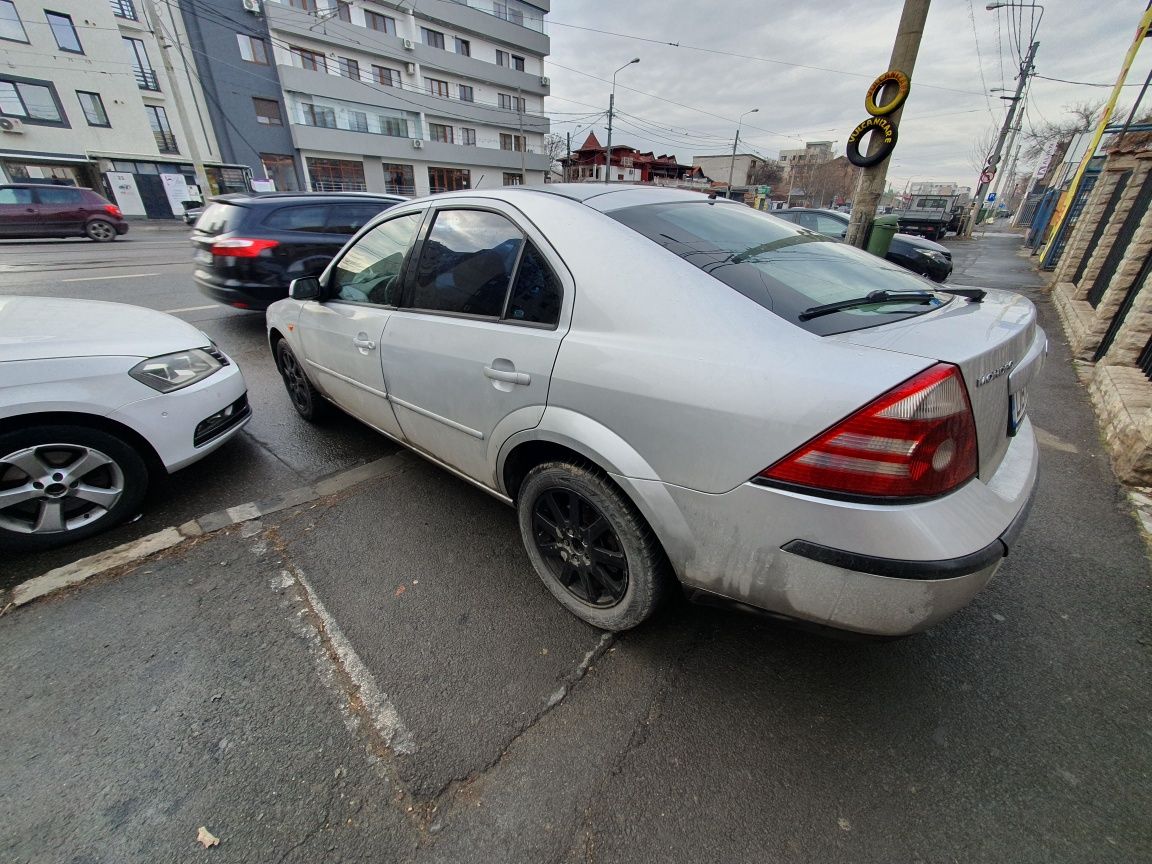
0, 187, 36, 237
34, 186, 86, 234
296, 209, 426, 441
379, 203, 571, 487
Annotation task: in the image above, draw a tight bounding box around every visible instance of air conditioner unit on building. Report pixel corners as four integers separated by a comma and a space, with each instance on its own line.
412, 139, 424, 149
0, 117, 24, 134
540, 76, 550, 87
402, 38, 414, 50
405, 62, 416, 75
241, 0, 261, 13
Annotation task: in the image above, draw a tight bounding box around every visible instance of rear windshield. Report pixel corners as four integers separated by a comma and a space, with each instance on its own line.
609, 201, 945, 335
194, 202, 245, 236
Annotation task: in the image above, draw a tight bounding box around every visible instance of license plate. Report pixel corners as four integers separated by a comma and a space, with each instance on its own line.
1008, 387, 1028, 435
194, 249, 212, 264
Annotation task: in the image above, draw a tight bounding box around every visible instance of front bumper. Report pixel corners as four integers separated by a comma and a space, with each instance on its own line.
623, 417, 1038, 636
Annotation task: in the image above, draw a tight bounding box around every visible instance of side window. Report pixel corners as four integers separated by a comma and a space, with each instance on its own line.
325, 203, 392, 235
409, 210, 523, 317
0, 187, 32, 204
504, 241, 561, 326
34, 187, 81, 205
793, 212, 819, 231
813, 214, 847, 238
331, 212, 423, 306
263, 204, 330, 233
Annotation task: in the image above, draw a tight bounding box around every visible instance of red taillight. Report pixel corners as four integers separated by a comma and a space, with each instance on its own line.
211, 238, 279, 257
759, 363, 978, 500
104, 204, 122, 218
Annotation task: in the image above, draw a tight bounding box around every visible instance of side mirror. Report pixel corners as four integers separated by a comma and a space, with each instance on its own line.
289, 276, 322, 301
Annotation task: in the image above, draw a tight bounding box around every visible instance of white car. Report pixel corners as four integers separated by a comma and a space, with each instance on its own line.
0, 297, 249, 552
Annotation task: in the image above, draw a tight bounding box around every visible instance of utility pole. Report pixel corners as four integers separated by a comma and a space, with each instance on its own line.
846, 0, 932, 248
604, 58, 639, 183
565, 131, 571, 181
966, 40, 1038, 235
727, 108, 759, 198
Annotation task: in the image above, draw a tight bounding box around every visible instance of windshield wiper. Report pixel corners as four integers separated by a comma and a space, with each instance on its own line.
798, 289, 941, 321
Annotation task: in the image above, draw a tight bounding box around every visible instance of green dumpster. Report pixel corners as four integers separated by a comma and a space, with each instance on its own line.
866, 214, 900, 258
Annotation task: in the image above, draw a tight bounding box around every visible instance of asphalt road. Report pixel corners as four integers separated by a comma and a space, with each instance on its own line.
0, 225, 395, 586
1, 229, 1150, 863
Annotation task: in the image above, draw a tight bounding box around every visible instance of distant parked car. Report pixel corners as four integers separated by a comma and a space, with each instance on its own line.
774, 207, 953, 282
192, 191, 406, 310
267, 185, 1043, 637
0, 297, 249, 551
181, 200, 204, 225
0, 184, 129, 242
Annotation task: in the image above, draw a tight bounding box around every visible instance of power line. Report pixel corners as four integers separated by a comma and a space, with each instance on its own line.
1033, 73, 1147, 87
967, 0, 1001, 123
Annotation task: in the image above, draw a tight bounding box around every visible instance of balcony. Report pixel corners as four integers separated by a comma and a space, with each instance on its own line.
154, 131, 179, 154
109, 0, 138, 20
444, 0, 545, 33
134, 67, 160, 91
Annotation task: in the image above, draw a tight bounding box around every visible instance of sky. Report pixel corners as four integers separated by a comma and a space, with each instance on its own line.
542, 0, 1152, 189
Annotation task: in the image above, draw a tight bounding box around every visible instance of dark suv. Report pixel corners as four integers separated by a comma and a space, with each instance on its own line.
192, 192, 406, 310
0, 184, 129, 242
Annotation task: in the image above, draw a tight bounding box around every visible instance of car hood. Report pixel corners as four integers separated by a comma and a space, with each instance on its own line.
0, 296, 209, 362
892, 232, 949, 253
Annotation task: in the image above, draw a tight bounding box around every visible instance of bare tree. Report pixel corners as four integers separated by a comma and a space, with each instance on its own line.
968, 124, 999, 175
1021, 99, 1107, 162
748, 160, 783, 188
542, 133, 568, 179
805, 157, 859, 207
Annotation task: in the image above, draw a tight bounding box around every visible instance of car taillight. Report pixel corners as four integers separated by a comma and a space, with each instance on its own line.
211, 238, 279, 257
758, 363, 978, 500
104, 204, 122, 218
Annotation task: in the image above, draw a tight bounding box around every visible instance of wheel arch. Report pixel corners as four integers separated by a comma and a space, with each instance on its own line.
0, 411, 163, 476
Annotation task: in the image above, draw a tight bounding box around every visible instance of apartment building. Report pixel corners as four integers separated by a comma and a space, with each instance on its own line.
0, 0, 249, 217
254, 0, 551, 195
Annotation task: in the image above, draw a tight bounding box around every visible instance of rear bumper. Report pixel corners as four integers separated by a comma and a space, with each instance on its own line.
618, 417, 1038, 636
115, 221, 130, 235
194, 271, 284, 311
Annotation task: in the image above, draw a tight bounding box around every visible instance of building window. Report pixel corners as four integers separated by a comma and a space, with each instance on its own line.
287, 0, 317, 10
0, 76, 67, 126
302, 103, 336, 127
498, 93, 525, 112
503, 172, 523, 186
260, 153, 299, 191
337, 57, 360, 80
379, 115, 408, 137
124, 37, 159, 90
382, 163, 414, 195
494, 3, 524, 26
372, 65, 400, 87
146, 105, 177, 153
457, 84, 474, 102
109, 0, 137, 21
365, 10, 394, 33
454, 37, 470, 56
307, 157, 366, 192
428, 167, 470, 194
0, 1, 28, 42
336, 1, 351, 22
348, 109, 368, 132
76, 91, 109, 127
496, 50, 524, 71
460, 127, 476, 146
425, 78, 449, 98
45, 11, 83, 54
421, 27, 444, 49
253, 97, 283, 126
237, 34, 270, 64
291, 45, 326, 72
500, 133, 525, 152
429, 123, 453, 144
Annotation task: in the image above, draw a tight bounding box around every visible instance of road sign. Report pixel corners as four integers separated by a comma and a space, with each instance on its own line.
980, 167, 996, 184
986, 192, 997, 202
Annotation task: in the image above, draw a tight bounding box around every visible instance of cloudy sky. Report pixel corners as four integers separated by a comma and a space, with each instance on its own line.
542, 0, 1152, 187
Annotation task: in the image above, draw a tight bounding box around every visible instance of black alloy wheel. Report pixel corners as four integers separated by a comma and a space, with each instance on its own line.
276, 340, 331, 422
531, 487, 629, 607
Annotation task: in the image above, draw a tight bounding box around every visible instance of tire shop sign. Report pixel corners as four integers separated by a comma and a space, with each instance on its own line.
846, 70, 909, 168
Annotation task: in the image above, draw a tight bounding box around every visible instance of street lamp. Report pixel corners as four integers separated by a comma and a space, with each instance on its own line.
986, 3, 1045, 41
727, 108, 759, 196
603, 58, 639, 184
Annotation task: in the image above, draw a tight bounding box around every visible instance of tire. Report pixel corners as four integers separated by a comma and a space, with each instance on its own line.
864, 69, 910, 117
845, 116, 898, 168
275, 339, 333, 423
517, 461, 668, 631
0, 425, 149, 552
85, 219, 117, 242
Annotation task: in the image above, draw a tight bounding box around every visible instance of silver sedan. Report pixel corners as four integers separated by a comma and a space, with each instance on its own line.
267, 185, 1043, 637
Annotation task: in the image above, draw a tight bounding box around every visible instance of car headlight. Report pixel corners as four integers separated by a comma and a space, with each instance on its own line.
130, 348, 223, 393
914, 249, 948, 263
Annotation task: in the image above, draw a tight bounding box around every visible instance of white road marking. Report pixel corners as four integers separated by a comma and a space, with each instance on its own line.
60, 272, 161, 283
162, 304, 219, 314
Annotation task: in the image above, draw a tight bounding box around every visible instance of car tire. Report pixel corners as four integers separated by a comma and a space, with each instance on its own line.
517, 461, 668, 631
85, 219, 117, 242
0, 425, 149, 552
275, 340, 333, 423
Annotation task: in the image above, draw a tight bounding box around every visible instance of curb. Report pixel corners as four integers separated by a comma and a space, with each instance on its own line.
7, 451, 414, 610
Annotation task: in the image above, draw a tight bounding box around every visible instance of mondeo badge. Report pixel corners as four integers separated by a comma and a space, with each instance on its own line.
975, 360, 1014, 387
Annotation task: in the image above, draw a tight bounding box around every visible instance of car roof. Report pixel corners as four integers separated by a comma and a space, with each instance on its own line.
427, 183, 738, 213
1, 183, 94, 191
209, 191, 407, 207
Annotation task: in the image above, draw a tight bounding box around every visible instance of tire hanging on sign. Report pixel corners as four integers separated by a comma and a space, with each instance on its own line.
864, 70, 910, 117
845, 116, 898, 168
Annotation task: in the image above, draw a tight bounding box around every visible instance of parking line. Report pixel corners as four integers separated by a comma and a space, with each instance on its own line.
60, 272, 161, 283
163, 304, 219, 314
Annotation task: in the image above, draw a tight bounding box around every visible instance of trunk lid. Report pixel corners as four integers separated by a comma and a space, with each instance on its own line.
829, 288, 1046, 479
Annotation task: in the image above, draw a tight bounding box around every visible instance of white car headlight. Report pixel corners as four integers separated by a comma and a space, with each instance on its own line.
130, 348, 223, 393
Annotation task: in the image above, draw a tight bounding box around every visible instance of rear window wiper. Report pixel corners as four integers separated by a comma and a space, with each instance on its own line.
799, 289, 941, 321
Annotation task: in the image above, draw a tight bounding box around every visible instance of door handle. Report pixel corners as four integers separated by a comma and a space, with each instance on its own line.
353, 336, 377, 350
484, 365, 530, 386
